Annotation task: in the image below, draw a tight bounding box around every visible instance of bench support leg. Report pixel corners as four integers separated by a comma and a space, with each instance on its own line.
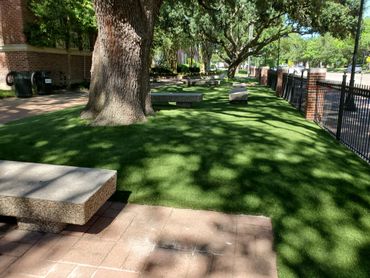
18, 218, 66, 233
176, 102, 192, 108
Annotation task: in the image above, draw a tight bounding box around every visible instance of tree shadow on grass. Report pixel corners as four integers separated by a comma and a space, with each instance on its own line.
0, 83, 369, 277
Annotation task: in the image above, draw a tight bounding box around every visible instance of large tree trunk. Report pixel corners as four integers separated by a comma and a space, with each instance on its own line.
200, 41, 213, 74
164, 46, 177, 73
227, 61, 241, 79
81, 0, 162, 126
169, 47, 178, 73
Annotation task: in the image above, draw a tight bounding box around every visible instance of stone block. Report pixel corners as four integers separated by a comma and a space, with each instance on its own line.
207, 80, 221, 86
0, 160, 117, 232
229, 88, 248, 103
151, 92, 203, 107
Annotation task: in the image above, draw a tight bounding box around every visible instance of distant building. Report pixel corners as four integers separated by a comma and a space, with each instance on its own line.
0, 0, 92, 89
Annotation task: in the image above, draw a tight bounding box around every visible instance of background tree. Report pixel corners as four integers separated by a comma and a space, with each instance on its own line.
154, 1, 215, 74
26, 0, 96, 86
152, 2, 194, 72
186, 0, 359, 78
82, 0, 359, 126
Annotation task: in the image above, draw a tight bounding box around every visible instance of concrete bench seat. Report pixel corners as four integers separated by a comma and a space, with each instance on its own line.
186, 78, 221, 86
0, 160, 116, 233
151, 92, 203, 107
229, 87, 248, 103
232, 82, 248, 88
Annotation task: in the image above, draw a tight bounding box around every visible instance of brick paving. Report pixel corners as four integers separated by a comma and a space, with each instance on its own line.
0, 91, 88, 124
0, 203, 277, 278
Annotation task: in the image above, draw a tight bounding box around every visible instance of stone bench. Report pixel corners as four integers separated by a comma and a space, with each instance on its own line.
232, 82, 248, 88
0, 160, 117, 233
229, 87, 248, 103
151, 92, 203, 107
186, 78, 221, 87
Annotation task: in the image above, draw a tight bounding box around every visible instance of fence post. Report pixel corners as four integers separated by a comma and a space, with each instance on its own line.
298, 69, 308, 112
282, 73, 289, 99
290, 74, 296, 103
305, 68, 327, 121
336, 74, 347, 140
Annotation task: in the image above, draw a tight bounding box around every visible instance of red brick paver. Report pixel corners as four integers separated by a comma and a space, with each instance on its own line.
0, 203, 277, 278
0, 91, 88, 124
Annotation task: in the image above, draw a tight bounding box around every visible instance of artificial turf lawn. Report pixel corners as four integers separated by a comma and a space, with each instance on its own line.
0, 81, 369, 278
0, 89, 15, 99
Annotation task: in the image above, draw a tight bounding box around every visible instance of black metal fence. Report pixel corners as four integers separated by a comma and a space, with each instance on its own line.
316, 77, 370, 162
267, 70, 277, 91
281, 73, 308, 113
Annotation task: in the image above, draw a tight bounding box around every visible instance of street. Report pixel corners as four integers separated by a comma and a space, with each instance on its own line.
326, 72, 370, 86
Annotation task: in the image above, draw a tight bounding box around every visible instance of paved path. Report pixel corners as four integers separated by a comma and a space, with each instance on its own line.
0, 202, 277, 278
0, 91, 88, 124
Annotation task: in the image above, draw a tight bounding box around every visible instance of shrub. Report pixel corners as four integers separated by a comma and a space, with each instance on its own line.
177, 64, 189, 73
189, 67, 200, 74
150, 66, 173, 75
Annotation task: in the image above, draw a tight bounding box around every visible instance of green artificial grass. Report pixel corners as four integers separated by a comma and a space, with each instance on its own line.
0, 80, 369, 277
0, 89, 15, 99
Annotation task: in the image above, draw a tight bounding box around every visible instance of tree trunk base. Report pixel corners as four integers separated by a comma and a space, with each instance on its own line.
88, 105, 148, 126
91, 115, 147, 126
82, 0, 161, 127
80, 109, 96, 121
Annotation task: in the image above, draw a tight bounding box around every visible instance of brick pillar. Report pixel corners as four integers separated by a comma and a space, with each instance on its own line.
249, 66, 256, 77
275, 68, 286, 97
255, 68, 261, 82
260, 67, 269, 86
305, 68, 326, 121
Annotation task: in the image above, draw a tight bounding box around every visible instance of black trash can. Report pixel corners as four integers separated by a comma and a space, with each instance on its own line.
6, 71, 33, 98
31, 71, 53, 95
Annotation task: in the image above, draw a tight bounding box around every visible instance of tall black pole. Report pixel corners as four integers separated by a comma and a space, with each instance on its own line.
277, 37, 281, 68
346, 0, 365, 110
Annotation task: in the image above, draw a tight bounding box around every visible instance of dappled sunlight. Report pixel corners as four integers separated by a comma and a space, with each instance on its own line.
0, 80, 369, 277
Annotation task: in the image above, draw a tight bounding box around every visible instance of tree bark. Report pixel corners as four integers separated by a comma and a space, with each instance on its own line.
201, 41, 213, 74
227, 62, 240, 79
81, 0, 162, 126
169, 47, 178, 73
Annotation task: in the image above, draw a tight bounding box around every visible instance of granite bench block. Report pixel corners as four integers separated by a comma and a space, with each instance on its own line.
187, 79, 221, 86
151, 93, 203, 106
229, 88, 248, 103
0, 160, 117, 230
232, 82, 247, 88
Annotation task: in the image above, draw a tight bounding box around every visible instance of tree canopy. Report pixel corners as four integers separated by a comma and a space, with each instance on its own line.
153, 0, 360, 77
22, 0, 365, 125
259, 17, 370, 69
25, 0, 96, 50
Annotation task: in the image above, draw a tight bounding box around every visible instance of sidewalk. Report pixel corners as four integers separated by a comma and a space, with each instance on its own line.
0, 92, 88, 124
0, 202, 277, 278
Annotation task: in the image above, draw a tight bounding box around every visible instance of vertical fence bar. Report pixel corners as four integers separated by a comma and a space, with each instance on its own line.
289, 72, 295, 103
298, 70, 307, 112
336, 74, 347, 140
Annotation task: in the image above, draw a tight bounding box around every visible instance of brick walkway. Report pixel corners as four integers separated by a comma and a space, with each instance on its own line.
0, 203, 277, 278
0, 91, 88, 124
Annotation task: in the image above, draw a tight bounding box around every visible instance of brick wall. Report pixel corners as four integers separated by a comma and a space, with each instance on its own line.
0, 0, 28, 45
0, 50, 92, 89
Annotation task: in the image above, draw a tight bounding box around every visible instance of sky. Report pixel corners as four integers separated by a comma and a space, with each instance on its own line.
366, 0, 370, 17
